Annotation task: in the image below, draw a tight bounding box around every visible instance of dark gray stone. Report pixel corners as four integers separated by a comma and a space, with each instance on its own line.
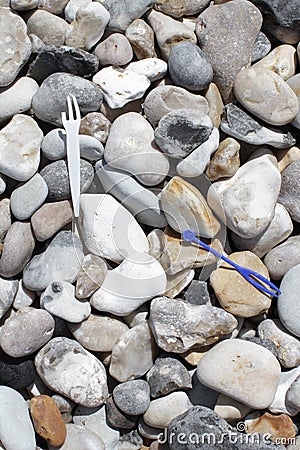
251, 32, 271, 63
32, 72, 103, 126
244, 337, 278, 359
28, 46, 99, 84
278, 160, 300, 222
168, 41, 213, 91
188, 371, 219, 409
40, 159, 94, 201
113, 380, 150, 415
146, 357, 192, 398
182, 280, 211, 306
167, 406, 286, 450
251, 0, 300, 32
154, 109, 213, 158
0, 355, 36, 390
106, 395, 137, 430
103, 0, 154, 31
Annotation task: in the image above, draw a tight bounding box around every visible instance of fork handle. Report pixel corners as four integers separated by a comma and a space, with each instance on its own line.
66, 132, 80, 217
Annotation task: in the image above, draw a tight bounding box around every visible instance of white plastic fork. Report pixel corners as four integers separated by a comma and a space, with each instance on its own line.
61, 94, 81, 217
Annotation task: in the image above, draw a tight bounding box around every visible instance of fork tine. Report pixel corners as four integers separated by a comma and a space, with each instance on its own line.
249, 270, 281, 293
247, 276, 280, 297
71, 94, 80, 120
61, 111, 67, 126
67, 95, 74, 120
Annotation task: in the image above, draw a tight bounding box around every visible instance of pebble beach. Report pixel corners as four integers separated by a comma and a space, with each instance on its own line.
0, 0, 300, 449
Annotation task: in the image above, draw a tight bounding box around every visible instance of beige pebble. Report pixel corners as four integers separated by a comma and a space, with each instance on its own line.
164, 267, 194, 299
125, 19, 157, 60
143, 392, 192, 428
253, 44, 297, 80
234, 67, 298, 126
204, 83, 224, 128
180, 344, 212, 366
154, 0, 210, 18
214, 394, 251, 420
80, 112, 111, 143
27, 10, 69, 46
31, 200, 73, 241
210, 251, 272, 318
277, 146, 300, 172
75, 254, 107, 299
205, 137, 240, 181
94, 33, 133, 66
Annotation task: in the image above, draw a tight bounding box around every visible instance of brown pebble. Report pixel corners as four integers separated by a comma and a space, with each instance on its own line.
31, 200, 73, 241
246, 412, 296, 442
30, 394, 66, 447
205, 137, 240, 181
204, 82, 224, 128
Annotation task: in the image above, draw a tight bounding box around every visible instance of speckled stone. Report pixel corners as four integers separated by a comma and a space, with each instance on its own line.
40, 159, 94, 201
125, 19, 157, 60
168, 41, 213, 91
113, 380, 150, 415
75, 254, 107, 299
35, 337, 108, 407
0, 222, 35, 277
279, 159, 300, 222
0, 307, 55, 357
251, 31, 271, 62
10, 174, 48, 220
106, 395, 137, 430
80, 112, 111, 144
154, 0, 210, 17
264, 236, 300, 280
31, 200, 73, 241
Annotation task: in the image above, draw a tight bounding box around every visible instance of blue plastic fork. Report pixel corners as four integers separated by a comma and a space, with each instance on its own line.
182, 230, 281, 297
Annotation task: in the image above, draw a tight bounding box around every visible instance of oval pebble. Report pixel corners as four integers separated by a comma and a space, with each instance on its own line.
277, 264, 300, 338
10, 174, 48, 220
94, 33, 133, 66
113, 380, 150, 415
264, 236, 300, 280
0, 77, 39, 123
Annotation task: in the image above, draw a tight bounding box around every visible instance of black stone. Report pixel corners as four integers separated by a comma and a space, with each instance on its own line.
244, 337, 279, 358
28, 46, 100, 84
251, 0, 300, 31
106, 395, 137, 430
0, 355, 36, 390
251, 32, 271, 63
182, 280, 211, 306
40, 159, 94, 201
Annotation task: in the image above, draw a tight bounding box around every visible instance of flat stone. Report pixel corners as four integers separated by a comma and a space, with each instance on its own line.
279, 160, 300, 221
40, 159, 94, 201
154, 109, 213, 158
79, 193, 149, 263
28, 45, 99, 84
143, 85, 209, 128
143, 392, 192, 428
64, 0, 91, 22
168, 41, 213, 91
234, 67, 298, 126
149, 296, 237, 352
80, 112, 111, 144
27, 10, 69, 46
264, 236, 300, 280
176, 127, 220, 177
210, 251, 272, 317
245, 411, 296, 442
147, 9, 196, 59
214, 394, 251, 420
11, 174, 48, 220
90, 254, 166, 316
196, 0, 262, 101
277, 264, 300, 337
104, 112, 169, 186
0, 7, 31, 87
197, 339, 281, 409
251, 31, 271, 62
109, 321, 155, 382
41, 281, 91, 323
0, 115, 42, 181
287, 74, 300, 129
0, 356, 35, 390
0, 307, 54, 357
126, 58, 167, 82
154, 0, 210, 17
35, 337, 108, 407
0, 277, 18, 319
204, 82, 224, 129
76, 254, 107, 299
48, 423, 104, 450
69, 314, 128, 351
96, 161, 167, 228
146, 356, 192, 397
0, 222, 35, 277
23, 231, 83, 291
103, 0, 154, 31
73, 405, 119, 449
66, 2, 110, 50
160, 176, 220, 238
0, 77, 38, 123
113, 380, 150, 415
31, 200, 73, 241
0, 386, 36, 450
208, 155, 281, 238
230, 203, 292, 258
125, 19, 156, 59
253, 44, 297, 80
106, 395, 137, 430
258, 319, 300, 368
13, 280, 35, 310
93, 66, 150, 109
221, 103, 296, 148
94, 33, 133, 66
30, 395, 66, 447
205, 137, 240, 181
32, 73, 103, 126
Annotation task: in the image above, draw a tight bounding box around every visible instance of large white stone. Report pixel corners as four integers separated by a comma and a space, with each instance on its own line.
104, 112, 169, 186
79, 193, 149, 263
91, 254, 166, 316
93, 66, 150, 109
207, 155, 281, 238
0, 77, 39, 123
0, 115, 42, 181
126, 58, 167, 81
